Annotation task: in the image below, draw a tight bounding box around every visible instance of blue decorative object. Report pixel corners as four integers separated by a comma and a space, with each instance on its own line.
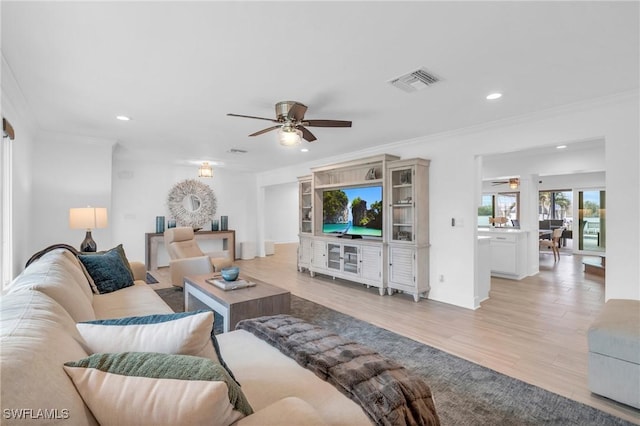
168, 219, 176, 228
155, 216, 165, 233
212, 219, 219, 231
221, 216, 228, 231
220, 266, 239, 282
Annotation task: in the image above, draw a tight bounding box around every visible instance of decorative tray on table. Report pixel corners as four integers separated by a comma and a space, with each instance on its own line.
205, 278, 256, 291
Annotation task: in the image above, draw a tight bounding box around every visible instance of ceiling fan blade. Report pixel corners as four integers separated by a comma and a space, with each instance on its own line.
303, 119, 352, 128
296, 125, 317, 142
227, 113, 279, 123
288, 103, 308, 121
249, 125, 281, 137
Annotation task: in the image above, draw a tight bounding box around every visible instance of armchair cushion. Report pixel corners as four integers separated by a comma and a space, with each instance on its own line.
212, 257, 234, 272
172, 240, 205, 259
169, 256, 213, 288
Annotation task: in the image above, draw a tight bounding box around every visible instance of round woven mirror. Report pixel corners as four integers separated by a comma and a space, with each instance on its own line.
167, 179, 217, 228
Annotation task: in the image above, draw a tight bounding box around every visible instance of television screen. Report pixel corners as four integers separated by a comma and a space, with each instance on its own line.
323, 186, 383, 237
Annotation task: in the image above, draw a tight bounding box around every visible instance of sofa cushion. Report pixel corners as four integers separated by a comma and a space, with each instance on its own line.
0, 291, 97, 425
58, 249, 95, 301
237, 397, 328, 426
216, 329, 371, 425
7, 251, 96, 322
92, 281, 173, 319
64, 352, 253, 426
77, 311, 219, 362
79, 248, 134, 294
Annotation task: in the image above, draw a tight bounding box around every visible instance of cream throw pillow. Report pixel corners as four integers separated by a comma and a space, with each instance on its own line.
76, 311, 218, 362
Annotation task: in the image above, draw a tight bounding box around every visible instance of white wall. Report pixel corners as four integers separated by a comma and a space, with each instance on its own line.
112, 156, 258, 264
482, 140, 605, 180
30, 132, 114, 254
263, 182, 298, 244
258, 93, 640, 307
538, 172, 605, 191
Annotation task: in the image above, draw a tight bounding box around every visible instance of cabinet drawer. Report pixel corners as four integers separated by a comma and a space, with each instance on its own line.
490, 234, 517, 243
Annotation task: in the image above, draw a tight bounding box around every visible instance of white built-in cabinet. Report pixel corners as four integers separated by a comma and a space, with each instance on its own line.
386, 159, 430, 301
309, 238, 385, 294
298, 154, 430, 301
477, 229, 528, 280
297, 235, 312, 272
297, 175, 313, 273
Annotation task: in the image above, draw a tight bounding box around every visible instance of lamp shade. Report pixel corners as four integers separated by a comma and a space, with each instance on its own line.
69, 207, 108, 230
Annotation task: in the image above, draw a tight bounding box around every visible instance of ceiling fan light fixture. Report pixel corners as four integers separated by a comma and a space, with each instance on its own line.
509, 178, 519, 189
278, 125, 302, 147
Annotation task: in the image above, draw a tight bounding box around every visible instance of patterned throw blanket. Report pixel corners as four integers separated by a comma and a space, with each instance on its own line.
236, 315, 440, 426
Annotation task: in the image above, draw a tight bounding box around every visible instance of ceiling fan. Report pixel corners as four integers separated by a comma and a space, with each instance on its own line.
491, 178, 520, 189
227, 101, 352, 144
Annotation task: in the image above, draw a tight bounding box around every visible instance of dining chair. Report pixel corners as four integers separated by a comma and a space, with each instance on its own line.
539, 227, 564, 262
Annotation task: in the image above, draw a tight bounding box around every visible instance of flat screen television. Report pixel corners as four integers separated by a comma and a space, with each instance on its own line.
322, 185, 383, 237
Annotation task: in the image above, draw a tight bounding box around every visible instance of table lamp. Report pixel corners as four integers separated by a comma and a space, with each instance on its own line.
69, 207, 108, 252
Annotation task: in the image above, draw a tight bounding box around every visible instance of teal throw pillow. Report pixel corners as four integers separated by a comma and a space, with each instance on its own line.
79, 248, 134, 294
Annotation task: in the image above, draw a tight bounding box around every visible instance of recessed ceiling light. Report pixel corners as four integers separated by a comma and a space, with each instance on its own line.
556, 145, 567, 149
300, 148, 309, 153
116, 115, 131, 121
486, 93, 502, 100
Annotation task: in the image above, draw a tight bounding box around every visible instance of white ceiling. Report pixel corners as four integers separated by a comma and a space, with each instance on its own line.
2, 1, 638, 172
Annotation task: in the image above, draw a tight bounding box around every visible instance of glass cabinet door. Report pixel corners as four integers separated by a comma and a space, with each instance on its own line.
300, 180, 312, 234
327, 243, 341, 271
390, 167, 414, 242
342, 245, 359, 274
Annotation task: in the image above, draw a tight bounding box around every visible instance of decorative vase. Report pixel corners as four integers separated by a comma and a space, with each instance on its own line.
212, 219, 219, 231
221, 216, 228, 231
168, 219, 176, 229
155, 216, 165, 233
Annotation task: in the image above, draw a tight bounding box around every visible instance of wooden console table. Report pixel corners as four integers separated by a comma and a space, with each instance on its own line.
145, 230, 236, 270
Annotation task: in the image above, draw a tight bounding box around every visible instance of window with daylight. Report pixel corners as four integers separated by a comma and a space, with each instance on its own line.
478, 192, 520, 227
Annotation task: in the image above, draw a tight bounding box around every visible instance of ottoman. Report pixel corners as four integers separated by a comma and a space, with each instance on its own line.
587, 299, 640, 408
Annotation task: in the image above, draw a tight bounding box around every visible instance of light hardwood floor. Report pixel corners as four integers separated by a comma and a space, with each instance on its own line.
151, 243, 639, 424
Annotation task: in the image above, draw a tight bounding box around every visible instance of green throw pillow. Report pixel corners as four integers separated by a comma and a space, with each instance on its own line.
64, 352, 253, 426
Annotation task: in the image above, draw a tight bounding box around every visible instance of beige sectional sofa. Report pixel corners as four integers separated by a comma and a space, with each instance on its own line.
0, 248, 371, 425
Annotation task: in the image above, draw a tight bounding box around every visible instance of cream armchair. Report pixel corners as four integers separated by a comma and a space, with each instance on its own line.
164, 227, 234, 288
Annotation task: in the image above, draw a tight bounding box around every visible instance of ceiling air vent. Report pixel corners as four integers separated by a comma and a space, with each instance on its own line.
389, 68, 440, 93
228, 148, 248, 154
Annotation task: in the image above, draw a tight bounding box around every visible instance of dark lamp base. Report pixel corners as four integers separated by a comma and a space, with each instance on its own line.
80, 231, 97, 252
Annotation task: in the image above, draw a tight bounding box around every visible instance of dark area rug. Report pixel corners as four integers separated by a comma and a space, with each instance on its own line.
155, 288, 635, 425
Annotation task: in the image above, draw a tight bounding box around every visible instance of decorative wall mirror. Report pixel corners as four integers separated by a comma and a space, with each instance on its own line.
167, 179, 217, 228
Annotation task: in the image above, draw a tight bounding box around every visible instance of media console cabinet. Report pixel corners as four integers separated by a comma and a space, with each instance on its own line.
298, 154, 430, 302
